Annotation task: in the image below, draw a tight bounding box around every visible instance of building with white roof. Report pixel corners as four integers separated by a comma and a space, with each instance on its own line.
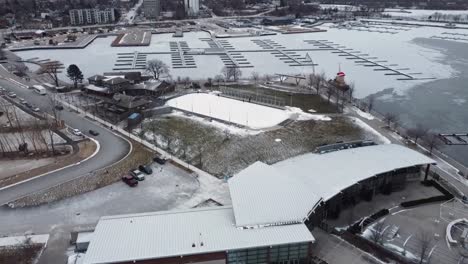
230, 144, 435, 228
84, 207, 314, 264
84, 144, 435, 264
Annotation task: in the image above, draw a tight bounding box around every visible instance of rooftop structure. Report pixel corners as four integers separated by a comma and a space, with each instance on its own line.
229, 144, 435, 228
84, 206, 314, 264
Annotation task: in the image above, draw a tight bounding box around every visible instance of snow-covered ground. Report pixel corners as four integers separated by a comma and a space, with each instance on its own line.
167, 93, 332, 129
349, 117, 391, 144
383, 9, 468, 20
167, 93, 290, 129
12, 22, 461, 98
0, 234, 49, 247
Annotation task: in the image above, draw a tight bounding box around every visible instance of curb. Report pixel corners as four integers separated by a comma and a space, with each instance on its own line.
0, 138, 101, 191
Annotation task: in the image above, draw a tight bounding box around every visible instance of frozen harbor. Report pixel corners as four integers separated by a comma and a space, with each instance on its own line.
13, 23, 463, 98
11, 21, 468, 165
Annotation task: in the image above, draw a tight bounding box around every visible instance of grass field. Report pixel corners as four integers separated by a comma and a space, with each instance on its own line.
139, 114, 363, 177
223, 84, 338, 113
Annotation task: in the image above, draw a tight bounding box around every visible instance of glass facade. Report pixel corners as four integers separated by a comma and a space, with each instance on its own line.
227, 243, 310, 264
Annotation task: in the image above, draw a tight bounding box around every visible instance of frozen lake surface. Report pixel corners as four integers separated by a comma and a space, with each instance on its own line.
13, 24, 464, 98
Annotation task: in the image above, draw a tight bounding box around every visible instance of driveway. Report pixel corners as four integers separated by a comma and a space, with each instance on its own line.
0, 78, 131, 205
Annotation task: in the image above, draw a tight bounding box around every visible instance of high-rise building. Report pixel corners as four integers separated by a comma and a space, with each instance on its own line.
143, 0, 160, 19
69, 8, 116, 25
184, 0, 199, 16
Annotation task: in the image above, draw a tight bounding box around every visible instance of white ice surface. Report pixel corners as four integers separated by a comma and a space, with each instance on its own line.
13, 24, 460, 98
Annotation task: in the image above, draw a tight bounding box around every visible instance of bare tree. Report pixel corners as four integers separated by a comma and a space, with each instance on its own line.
316, 72, 326, 94
325, 85, 334, 103
221, 66, 242, 82
48, 94, 61, 125
416, 230, 435, 264
41, 61, 61, 86
264, 74, 272, 83
367, 95, 375, 113
348, 82, 355, 102
423, 132, 441, 156
214, 74, 224, 88
183, 76, 191, 88
383, 112, 399, 128
307, 74, 315, 91
146, 59, 170, 80
369, 219, 387, 245
407, 124, 429, 144
0, 48, 6, 60
45, 117, 56, 155
251, 71, 260, 85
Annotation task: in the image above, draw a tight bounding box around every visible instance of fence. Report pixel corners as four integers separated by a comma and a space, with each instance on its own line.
219, 86, 286, 108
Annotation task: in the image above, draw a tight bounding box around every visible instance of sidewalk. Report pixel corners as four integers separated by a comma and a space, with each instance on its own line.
346, 106, 468, 197
57, 97, 231, 208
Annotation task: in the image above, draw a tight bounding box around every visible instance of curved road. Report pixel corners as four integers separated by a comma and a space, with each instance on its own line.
0, 79, 130, 205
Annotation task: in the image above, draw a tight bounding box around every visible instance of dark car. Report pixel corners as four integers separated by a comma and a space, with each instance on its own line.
122, 175, 138, 187
89, 130, 99, 136
55, 105, 64, 111
153, 156, 167, 165
138, 165, 153, 175
25, 102, 33, 108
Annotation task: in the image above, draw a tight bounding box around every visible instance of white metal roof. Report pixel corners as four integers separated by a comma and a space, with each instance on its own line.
83, 206, 314, 264
229, 162, 322, 228
229, 144, 435, 227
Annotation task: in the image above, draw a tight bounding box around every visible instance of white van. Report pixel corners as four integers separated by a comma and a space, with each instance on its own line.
32, 85, 47, 95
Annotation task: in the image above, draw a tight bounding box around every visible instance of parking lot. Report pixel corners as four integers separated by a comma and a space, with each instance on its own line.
0, 161, 201, 235
369, 202, 464, 264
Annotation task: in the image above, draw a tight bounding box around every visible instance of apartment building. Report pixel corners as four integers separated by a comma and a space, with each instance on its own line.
69, 8, 116, 25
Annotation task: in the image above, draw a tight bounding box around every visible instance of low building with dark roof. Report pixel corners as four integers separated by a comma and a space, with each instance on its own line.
103, 77, 131, 93
88, 75, 106, 86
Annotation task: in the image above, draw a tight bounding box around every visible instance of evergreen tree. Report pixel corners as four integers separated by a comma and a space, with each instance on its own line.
66, 64, 83, 89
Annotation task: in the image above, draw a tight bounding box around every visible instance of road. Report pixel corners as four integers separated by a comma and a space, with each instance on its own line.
118, 0, 144, 25
0, 78, 130, 205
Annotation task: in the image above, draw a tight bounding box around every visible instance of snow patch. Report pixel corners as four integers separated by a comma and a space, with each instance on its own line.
350, 117, 391, 144
285, 106, 332, 121
354, 107, 375, 120
0, 234, 49, 247
170, 111, 263, 136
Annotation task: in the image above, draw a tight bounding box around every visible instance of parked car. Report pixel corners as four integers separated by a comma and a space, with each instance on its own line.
72, 129, 83, 136
122, 175, 138, 187
130, 169, 145, 181
32, 107, 40, 112
89, 130, 99, 136
55, 105, 64, 111
25, 102, 33, 108
138, 165, 153, 175
19, 98, 27, 104
7, 92, 16, 98
153, 156, 167, 165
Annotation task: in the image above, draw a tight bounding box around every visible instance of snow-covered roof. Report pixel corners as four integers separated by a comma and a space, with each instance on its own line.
229, 144, 435, 227
85, 84, 109, 93
229, 162, 322, 228
83, 206, 314, 264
